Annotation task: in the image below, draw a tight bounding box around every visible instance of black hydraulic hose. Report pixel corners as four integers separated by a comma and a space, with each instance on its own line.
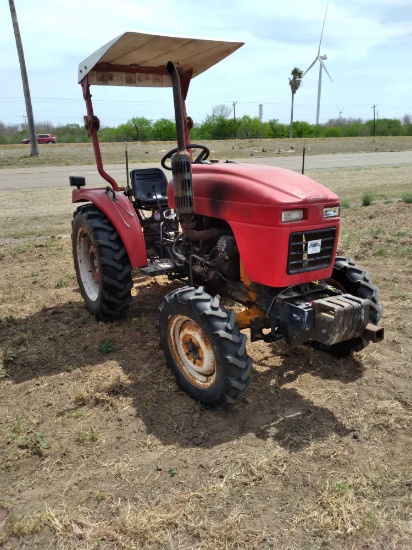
172, 233, 187, 264
167, 61, 186, 151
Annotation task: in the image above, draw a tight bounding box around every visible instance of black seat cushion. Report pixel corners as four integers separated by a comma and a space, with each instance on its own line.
130, 168, 169, 207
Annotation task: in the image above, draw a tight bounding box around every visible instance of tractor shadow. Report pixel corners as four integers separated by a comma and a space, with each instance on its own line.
1, 280, 365, 453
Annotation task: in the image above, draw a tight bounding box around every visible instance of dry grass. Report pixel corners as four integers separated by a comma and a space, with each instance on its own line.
0, 188, 73, 241
302, 470, 412, 542
1, 135, 412, 169
71, 362, 132, 409
308, 164, 412, 205
0, 164, 411, 245
40, 492, 265, 549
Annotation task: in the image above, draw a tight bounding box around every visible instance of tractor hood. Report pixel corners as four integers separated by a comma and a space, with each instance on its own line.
168, 162, 339, 226
168, 162, 340, 286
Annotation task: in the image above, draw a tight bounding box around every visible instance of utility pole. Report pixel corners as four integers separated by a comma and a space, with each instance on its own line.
372, 104, 377, 136
9, 0, 39, 156
232, 101, 237, 139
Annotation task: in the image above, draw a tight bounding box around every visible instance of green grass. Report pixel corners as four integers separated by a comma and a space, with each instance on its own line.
130, 317, 142, 329
5, 349, 18, 363
76, 428, 99, 444
58, 408, 86, 421
18, 429, 50, 456
8, 242, 37, 257
389, 291, 410, 301
94, 491, 107, 502
395, 246, 412, 258
361, 192, 374, 206
6, 416, 50, 456
364, 510, 380, 529
7, 415, 26, 442
97, 337, 119, 354
372, 248, 387, 257
402, 192, 412, 204
339, 230, 359, 249
0, 512, 49, 542
3, 314, 17, 323
372, 227, 385, 237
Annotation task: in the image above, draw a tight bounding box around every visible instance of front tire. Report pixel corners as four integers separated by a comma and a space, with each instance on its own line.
158, 286, 252, 406
72, 204, 133, 321
315, 256, 382, 357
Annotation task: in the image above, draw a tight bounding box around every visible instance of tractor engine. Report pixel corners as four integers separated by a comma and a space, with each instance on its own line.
178, 216, 240, 292
190, 234, 240, 289
139, 208, 178, 258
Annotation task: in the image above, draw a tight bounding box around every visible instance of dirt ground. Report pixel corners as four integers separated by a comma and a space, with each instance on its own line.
0, 161, 411, 547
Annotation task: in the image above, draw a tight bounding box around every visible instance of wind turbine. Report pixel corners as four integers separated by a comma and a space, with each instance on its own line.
303, 3, 333, 125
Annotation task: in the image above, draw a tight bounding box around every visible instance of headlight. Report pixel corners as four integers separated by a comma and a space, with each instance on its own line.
281, 209, 303, 222
324, 206, 340, 218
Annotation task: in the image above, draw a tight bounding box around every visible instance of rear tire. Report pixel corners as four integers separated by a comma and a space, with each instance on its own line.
158, 286, 252, 406
72, 204, 133, 321
313, 256, 382, 357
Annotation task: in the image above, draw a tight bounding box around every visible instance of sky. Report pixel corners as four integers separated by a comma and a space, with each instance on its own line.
2, 0, 412, 129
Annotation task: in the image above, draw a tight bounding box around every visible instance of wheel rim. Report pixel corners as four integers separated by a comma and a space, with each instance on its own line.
168, 315, 216, 388
76, 227, 100, 301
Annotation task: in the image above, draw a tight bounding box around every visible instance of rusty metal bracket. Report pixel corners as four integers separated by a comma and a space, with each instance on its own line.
235, 306, 267, 330
84, 114, 100, 137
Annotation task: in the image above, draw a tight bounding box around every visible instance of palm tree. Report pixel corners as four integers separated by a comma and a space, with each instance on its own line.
289, 67, 303, 139
9, 0, 39, 156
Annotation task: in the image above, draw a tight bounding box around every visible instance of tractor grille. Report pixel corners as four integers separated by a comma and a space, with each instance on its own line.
287, 227, 336, 274
172, 153, 193, 214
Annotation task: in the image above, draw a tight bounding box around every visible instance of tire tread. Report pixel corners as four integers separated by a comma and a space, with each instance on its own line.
158, 286, 252, 405
72, 205, 133, 321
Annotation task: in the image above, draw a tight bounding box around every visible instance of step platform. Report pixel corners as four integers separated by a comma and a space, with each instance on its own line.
140, 258, 176, 276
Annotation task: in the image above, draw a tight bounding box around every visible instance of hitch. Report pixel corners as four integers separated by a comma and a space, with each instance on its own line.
362, 323, 384, 343
276, 293, 383, 346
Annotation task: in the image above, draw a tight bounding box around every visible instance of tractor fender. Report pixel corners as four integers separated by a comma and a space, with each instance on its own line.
72, 187, 147, 268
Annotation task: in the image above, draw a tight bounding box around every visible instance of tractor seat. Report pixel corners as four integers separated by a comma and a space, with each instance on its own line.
130, 168, 169, 208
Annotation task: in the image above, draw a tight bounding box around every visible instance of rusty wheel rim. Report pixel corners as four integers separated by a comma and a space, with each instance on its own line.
76, 228, 100, 301
168, 315, 216, 388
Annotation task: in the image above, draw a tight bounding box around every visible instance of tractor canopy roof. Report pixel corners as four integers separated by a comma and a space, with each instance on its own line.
78, 31, 244, 87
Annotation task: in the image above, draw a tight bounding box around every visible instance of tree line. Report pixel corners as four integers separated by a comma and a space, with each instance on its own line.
1, 107, 411, 144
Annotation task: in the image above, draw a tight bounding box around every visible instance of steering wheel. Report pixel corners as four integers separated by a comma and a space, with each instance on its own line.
161, 144, 210, 171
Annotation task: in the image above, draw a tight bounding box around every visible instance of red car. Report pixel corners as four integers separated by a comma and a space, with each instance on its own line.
22, 133, 57, 144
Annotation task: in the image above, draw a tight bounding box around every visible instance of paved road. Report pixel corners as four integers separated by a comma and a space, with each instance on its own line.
0, 150, 411, 191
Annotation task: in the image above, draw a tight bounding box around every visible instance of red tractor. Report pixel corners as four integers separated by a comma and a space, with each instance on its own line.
71, 32, 383, 406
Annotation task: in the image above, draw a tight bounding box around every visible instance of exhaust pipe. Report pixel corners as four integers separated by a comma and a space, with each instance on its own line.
362, 323, 384, 343
167, 61, 193, 215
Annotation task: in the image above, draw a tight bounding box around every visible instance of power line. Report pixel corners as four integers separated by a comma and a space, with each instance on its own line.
0, 96, 410, 110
